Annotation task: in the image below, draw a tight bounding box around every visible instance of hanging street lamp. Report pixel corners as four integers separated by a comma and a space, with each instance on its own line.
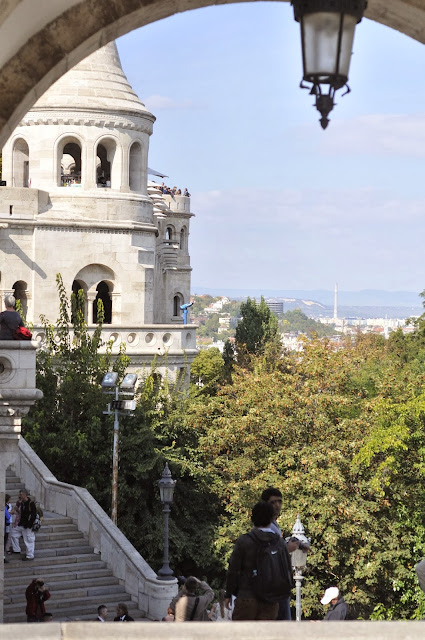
292, 0, 367, 129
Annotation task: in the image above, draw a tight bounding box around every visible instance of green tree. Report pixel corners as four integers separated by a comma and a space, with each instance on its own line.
235, 296, 280, 357
190, 347, 225, 395
280, 308, 337, 338
22, 274, 129, 507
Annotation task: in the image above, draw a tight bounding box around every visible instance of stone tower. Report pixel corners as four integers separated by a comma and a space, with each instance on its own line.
0, 42, 196, 379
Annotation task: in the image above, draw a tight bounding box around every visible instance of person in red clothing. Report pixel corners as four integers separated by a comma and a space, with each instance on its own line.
26, 578, 50, 622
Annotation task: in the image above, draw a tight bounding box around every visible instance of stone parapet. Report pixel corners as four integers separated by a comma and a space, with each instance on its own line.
0, 187, 49, 217
2, 620, 425, 639
14, 437, 177, 621
32, 324, 198, 357
162, 194, 192, 215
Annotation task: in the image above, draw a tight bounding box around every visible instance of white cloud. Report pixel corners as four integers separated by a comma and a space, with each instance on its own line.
313, 113, 425, 157
144, 94, 205, 110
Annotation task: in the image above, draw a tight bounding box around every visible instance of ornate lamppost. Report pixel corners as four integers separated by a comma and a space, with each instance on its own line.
290, 515, 310, 621
157, 462, 177, 580
292, 0, 368, 129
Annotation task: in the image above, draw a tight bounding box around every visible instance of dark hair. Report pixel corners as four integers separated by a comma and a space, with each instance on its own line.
251, 500, 274, 527
117, 603, 128, 616
98, 605, 107, 615
185, 577, 198, 593
260, 487, 282, 502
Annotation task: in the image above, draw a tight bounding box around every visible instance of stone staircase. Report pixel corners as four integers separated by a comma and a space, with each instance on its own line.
4, 471, 148, 622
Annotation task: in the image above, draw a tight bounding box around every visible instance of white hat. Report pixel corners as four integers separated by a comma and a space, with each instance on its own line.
321, 587, 339, 605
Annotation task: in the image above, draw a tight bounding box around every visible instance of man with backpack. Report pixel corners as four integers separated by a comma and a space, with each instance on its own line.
10, 488, 37, 560
224, 501, 294, 620
171, 576, 214, 621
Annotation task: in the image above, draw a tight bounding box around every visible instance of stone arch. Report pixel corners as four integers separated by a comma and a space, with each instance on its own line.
180, 226, 187, 252
129, 140, 144, 192
56, 134, 83, 187
12, 280, 28, 316
0, 2, 423, 150
72, 279, 88, 321
12, 138, 29, 187
165, 225, 175, 243
93, 281, 113, 324
95, 135, 120, 189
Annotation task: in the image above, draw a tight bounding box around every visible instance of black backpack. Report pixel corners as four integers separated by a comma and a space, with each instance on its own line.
248, 531, 294, 603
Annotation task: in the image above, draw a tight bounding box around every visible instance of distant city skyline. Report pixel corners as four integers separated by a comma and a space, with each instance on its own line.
117, 4, 425, 291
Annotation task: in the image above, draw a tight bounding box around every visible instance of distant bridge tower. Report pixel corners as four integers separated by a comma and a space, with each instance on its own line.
333, 283, 338, 321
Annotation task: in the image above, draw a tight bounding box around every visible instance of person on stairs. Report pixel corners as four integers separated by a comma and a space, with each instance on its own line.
11, 488, 37, 560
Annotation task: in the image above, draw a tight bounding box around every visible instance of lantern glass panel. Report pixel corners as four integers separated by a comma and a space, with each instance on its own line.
159, 483, 175, 504
303, 12, 357, 81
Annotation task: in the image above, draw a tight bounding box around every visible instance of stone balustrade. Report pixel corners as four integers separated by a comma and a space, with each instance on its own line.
32, 324, 197, 356
162, 194, 191, 214
14, 437, 177, 620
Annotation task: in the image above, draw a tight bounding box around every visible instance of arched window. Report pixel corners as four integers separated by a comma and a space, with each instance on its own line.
71, 280, 87, 322
96, 139, 117, 189
173, 294, 183, 317
12, 280, 28, 316
93, 281, 112, 324
58, 138, 82, 186
129, 141, 143, 191
180, 227, 187, 251
12, 138, 29, 187
165, 227, 173, 243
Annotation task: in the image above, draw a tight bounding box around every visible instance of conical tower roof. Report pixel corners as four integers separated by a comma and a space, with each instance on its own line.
29, 41, 152, 118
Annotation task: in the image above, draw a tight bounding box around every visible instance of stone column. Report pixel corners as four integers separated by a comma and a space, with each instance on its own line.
0, 341, 42, 623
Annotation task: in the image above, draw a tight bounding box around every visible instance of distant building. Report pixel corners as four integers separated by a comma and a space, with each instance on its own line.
266, 300, 284, 315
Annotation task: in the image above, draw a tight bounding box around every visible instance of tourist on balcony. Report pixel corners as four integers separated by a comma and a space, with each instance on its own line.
184, 188, 190, 197
176, 189, 182, 195
0, 294, 24, 339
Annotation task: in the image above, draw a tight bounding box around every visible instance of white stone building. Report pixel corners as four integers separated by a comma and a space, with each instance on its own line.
0, 42, 197, 380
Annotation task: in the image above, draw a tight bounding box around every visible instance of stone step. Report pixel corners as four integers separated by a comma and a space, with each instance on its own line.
4, 593, 137, 616
4, 473, 148, 624
5, 583, 127, 606
5, 574, 119, 594
4, 599, 143, 623
6, 552, 104, 567
5, 560, 108, 578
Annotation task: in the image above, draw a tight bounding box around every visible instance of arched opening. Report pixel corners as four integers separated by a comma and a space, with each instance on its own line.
173, 293, 183, 317
129, 141, 143, 191
58, 138, 82, 187
96, 139, 118, 188
180, 227, 187, 251
93, 281, 112, 324
71, 279, 87, 322
165, 227, 173, 243
12, 138, 29, 187
12, 280, 28, 316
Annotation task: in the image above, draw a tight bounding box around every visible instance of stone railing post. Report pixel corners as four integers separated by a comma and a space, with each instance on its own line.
0, 341, 42, 622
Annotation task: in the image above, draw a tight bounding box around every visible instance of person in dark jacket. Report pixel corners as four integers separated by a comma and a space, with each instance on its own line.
0, 294, 24, 339
11, 488, 37, 560
321, 587, 347, 620
25, 578, 51, 622
224, 501, 293, 620
114, 603, 134, 621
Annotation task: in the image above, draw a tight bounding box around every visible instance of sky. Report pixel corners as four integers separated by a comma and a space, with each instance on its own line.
117, 3, 425, 295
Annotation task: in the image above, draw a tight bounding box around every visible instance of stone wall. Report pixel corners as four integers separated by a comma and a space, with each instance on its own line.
2, 620, 425, 638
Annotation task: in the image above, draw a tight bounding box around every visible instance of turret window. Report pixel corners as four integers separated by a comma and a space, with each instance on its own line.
12, 138, 30, 188
129, 141, 143, 191
59, 138, 82, 187
93, 281, 112, 324
96, 139, 117, 188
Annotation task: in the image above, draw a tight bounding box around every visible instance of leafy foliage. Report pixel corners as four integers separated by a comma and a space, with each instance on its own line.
280, 308, 338, 337
235, 296, 280, 359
